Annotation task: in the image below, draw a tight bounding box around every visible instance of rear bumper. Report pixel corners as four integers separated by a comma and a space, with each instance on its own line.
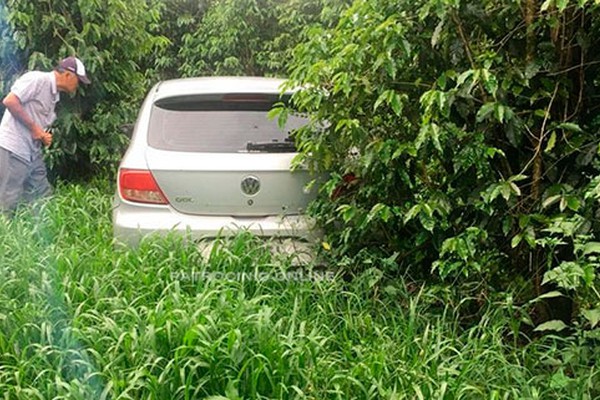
112, 197, 320, 247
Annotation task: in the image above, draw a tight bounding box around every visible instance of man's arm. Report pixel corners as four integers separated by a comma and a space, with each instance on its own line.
2, 93, 52, 147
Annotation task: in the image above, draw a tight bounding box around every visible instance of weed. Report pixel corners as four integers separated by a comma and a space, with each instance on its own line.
0, 181, 598, 399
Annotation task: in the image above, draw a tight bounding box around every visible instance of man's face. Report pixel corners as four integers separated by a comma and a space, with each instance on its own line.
65, 71, 80, 94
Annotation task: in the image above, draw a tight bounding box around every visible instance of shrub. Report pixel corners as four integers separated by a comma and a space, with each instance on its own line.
286, 0, 600, 327
0, 0, 167, 178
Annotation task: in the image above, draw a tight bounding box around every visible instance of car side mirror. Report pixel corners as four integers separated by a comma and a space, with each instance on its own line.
119, 123, 134, 138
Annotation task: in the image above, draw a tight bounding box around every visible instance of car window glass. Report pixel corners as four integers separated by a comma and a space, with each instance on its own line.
148, 100, 307, 152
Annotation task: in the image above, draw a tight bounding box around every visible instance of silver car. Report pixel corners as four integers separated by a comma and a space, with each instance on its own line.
112, 76, 319, 247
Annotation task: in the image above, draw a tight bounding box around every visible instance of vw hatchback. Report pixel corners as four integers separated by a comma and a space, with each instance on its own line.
112, 76, 319, 246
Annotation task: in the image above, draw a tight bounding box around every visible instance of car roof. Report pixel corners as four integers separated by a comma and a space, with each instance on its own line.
152, 76, 292, 101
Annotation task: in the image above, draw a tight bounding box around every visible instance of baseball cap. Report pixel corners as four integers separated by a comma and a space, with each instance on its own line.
59, 56, 91, 84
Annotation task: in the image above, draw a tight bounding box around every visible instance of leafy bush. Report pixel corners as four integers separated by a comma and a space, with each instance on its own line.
0, 0, 348, 178
0, 0, 167, 178
176, 0, 350, 77
286, 0, 600, 326
0, 182, 598, 398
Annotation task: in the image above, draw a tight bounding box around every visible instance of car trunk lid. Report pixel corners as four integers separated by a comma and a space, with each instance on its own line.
143, 92, 318, 216
145, 149, 316, 216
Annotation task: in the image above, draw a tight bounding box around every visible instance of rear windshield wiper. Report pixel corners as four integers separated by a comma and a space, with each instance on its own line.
246, 138, 296, 153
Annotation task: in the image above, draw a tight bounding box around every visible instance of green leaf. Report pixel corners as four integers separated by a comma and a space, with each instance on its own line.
542, 195, 561, 209
508, 174, 528, 182
536, 291, 564, 300
368, 203, 392, 223
390, 93, 402, 116
416, 123, 442, 152
267, 105, 287, 129
476, 103, 495, 122
565, 196, 580, 211
542, 262, 584, 290
511, 233, 522, 248
430, 123, 442, 152
582, 264, 596, 286
436, 73, 447, 89
509, 182, 521, 197
403, 204, 422, 224
557, 0, 569, 11
431, 19, 444, 47
556, 122, 583, 133
337, 204, 357, 223
541, 0, 554, 12
419, 212, 435, 232
545, 131, 557, 153
456, 69, 474, 86
502, 216, 513, 235
494, 104, 506, 123
583, 242, 600, 255
534, 320, 568, 332
524, 226, 537, 248
500, 183, 512, 201
482, 70, 498, 97
550, 369, 573, 390
374, 90, 390, 111
582, 308, 600, 328
559, 197, 568, 212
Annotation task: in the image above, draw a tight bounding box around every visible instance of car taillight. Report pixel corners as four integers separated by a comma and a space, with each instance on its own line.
118, 169, 168, 205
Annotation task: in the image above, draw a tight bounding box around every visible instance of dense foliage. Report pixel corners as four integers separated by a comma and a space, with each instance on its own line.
175, 0, 348, 77
0, 0, 346, 177
0, 182, 597, 398
1, 0, 600, 333
0, 0, 167, 178
285, 0, 600, 329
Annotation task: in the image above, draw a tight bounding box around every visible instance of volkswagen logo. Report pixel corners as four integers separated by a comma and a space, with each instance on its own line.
241, 175, 260, 196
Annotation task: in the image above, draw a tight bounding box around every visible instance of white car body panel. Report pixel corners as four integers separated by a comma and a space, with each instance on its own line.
112, 76, 320, 246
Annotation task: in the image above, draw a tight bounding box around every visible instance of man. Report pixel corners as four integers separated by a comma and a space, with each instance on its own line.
0, 56, 90, 213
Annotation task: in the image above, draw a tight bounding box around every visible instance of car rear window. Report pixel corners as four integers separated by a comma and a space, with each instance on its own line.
147, 94, 308, 152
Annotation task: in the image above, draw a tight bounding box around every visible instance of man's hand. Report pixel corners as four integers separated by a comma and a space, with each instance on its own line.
41, 130, 52, 147
3, 93, 52, 147
31, 125, 52, 147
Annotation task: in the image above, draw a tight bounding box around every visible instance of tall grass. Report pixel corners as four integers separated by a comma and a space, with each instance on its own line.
0, 180, 598, 399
